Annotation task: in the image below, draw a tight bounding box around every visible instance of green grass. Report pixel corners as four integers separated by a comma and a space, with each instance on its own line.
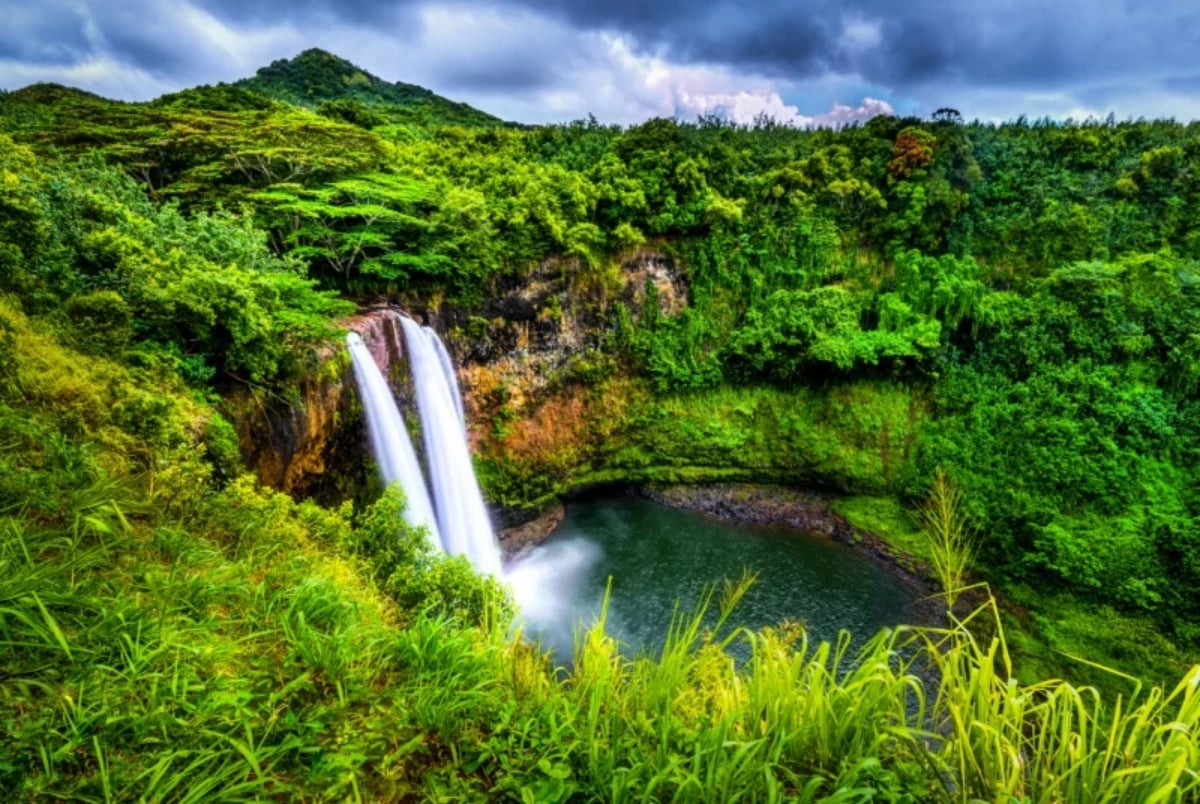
832, 494, 931, 562
1001, 585, 1200, 691
833, 491, 1200, 695
5, 478, 1199, 801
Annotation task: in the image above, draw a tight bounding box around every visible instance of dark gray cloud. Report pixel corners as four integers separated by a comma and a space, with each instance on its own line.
674, 11, 838, 78
439, 55, 560, 92
0, 1, 227, 82
198, 0, 411, 24
0, 0, 419, 84
0, 2, 92, 66
99, 6, 208, 76
513, 0, 1200, 91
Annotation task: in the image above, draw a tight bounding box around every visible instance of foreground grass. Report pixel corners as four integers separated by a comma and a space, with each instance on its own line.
3, 492, 1198, 801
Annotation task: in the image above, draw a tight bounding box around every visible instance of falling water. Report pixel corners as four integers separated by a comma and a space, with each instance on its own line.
425, 325, 466, 430
400, 317, 503, 577
345, 331, 442, 549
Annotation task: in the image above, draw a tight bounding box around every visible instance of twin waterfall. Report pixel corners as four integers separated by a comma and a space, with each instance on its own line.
346, 314, 502, 577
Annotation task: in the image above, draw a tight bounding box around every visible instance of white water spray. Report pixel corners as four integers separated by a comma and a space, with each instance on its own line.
504, 538, 604, 657
425, 325, 466, 430
345, 331, 442, 548
399, 317, 503, 577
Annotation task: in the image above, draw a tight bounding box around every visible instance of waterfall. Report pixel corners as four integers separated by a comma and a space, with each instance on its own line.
399, 317, 502, 577
345, 331, 442, 548
425, 325, 466, 430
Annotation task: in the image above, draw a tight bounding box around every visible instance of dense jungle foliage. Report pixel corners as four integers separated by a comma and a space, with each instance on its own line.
1, 50, 1198, 799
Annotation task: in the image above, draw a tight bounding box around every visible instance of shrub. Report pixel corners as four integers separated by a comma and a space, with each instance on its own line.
64, 290, 132, 355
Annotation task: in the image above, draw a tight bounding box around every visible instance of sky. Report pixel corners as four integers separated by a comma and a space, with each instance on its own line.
2, 0, 1199, 127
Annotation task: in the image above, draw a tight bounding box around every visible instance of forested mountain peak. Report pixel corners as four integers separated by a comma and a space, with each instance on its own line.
234, 48, 505, 127
6, 83, 116, 105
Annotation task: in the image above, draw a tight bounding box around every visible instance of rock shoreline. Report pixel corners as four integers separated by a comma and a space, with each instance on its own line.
641, 484, 854, 540
497, 501, 565, 555
638, 483, 936, 595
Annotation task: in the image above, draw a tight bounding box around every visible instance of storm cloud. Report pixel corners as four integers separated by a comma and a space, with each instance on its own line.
518, 0, 1200, 89
0, 2, 95, 67
1, 0, 1198, 124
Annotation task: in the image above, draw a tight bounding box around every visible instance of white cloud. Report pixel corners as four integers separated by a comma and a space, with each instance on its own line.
819, 96, 895, 126
839, 17, 882, 53
170, 3, 301, 74
923, 83, 1200, 124
302, 9, 895, 127
0, 55, 174, 100
458, 29, 894, 126
674, 89, 894, 127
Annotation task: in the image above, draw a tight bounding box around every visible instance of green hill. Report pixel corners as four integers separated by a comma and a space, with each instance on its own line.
234, 48, 506, 127
0, 49, 505, 137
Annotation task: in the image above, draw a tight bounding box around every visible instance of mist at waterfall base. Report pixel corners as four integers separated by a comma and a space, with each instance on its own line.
506, 497, 926, 661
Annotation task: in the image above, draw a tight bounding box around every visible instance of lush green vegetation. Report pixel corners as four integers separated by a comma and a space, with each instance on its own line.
0, 134, 351, 388
235, 49, 506, 129
2, 52, 1200, 799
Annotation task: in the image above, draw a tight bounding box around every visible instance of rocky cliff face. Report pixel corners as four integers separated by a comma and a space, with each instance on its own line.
419, 250, 683, 454
226, 251, 687, 510
445, 250, 681, 402
430, 251, 686, 512
224, 307, 407, 501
